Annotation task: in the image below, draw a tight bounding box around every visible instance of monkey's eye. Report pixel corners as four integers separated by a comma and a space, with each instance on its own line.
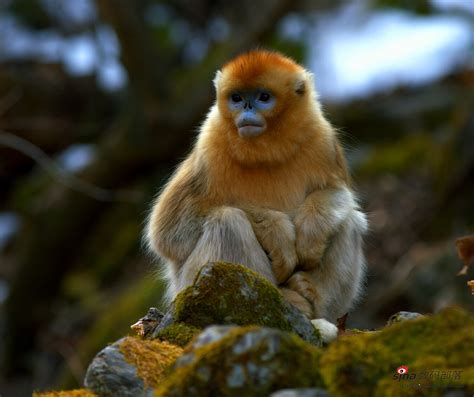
231, 94, 243, 103
259, 92, 271, 102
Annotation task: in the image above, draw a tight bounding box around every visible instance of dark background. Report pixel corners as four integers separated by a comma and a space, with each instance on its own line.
0, 0, 473, 395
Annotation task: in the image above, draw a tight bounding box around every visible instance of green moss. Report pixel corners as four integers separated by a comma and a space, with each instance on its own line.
154, 322, 201, 347
33, 389, 97, 397
320, 307, 474, 397
154, 326, 324, 397
119, 336, 183, 388
173, 262, 293, 332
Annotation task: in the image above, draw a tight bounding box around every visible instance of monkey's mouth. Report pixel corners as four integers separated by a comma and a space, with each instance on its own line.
237, 123, 265, 138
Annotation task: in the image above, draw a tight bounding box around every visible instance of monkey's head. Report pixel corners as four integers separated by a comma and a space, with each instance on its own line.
212, 50, 323, 165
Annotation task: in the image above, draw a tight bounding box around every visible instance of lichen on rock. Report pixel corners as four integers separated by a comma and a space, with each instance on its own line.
159, 261, 321, 346
153, 322, 201, 347
50, 264, 473, 397
154, 326, 324, 397
320, 307, 474, 397
119, 337, 183, 388
33, 390, 97, 397
84, 336, 182, 397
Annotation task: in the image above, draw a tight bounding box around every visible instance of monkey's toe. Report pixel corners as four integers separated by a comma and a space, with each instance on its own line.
286, 271, 319, 306
279, 287, 314, 318
271, 249, 298, 283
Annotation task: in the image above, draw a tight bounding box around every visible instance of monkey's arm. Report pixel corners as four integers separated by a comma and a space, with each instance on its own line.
243, 206, 298, 283
146, 160, 204, 264
293, 186, 357, 269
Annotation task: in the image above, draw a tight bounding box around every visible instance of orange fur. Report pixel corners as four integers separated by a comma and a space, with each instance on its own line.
222, 50, 301, 82
200, 50, 348, 211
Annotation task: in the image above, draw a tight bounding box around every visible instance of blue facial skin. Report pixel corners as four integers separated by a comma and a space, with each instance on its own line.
228, 90, 276, 137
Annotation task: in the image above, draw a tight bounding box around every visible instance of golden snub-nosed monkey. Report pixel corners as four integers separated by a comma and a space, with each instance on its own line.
146, 50, 368, 322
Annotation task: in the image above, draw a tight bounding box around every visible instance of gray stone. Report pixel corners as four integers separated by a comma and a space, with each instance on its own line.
84, 337, 153, 397
158, 326, 323, 396
387, 311, 423, 326
188, 325, 236, 348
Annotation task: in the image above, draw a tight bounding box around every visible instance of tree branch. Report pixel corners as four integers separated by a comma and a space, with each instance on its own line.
0, 131, 142, 203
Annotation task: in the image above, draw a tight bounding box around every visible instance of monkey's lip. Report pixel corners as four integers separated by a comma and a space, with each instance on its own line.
237, 124, 265, 137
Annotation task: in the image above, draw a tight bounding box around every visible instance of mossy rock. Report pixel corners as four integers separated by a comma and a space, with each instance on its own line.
320, 307, 474, 397
33, 390, 97, 397
84, 336, 183, 397
45, 307, 473, 397
161, 262, 321, 346
154, 323, 201, 347
154, 326, 324, 397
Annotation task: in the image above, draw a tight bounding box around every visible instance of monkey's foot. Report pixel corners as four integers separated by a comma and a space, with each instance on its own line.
270, 247, 298, 284
279, 287, 313, 318
311, 319, 338, 343
286, 271, 321, 316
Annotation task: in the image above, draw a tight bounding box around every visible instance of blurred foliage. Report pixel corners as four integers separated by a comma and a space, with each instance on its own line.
57, 274, 166, 388
7, 0, 53, 29
265, 37, 307, 64
357, 133, 439, 177
373, 0, 432, 14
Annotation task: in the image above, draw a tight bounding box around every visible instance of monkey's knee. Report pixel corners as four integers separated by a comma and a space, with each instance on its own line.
205, 206, 259, 254
208, 206, 247, 223
194, 206, 275, 282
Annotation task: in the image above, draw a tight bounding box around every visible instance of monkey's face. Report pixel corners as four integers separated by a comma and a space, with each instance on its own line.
227, 89, 275, 138
211, 51, 319, 165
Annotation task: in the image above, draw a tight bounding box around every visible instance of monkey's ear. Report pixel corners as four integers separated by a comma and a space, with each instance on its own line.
213, 70, 222, 90
294, 79, 306, 95
294, 71, 314, 96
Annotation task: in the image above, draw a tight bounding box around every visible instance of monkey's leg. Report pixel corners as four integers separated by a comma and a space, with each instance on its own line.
294, 187, 357, 270
174, 206, 275, 296
287, 209, 367, 321
244, 207, 298, 283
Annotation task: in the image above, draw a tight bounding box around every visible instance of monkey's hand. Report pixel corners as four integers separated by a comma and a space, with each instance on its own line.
294, 187, 355, 269
244, 207, 297, 283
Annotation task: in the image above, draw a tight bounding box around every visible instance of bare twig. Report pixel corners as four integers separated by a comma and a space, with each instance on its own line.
0, 131, 142, 203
